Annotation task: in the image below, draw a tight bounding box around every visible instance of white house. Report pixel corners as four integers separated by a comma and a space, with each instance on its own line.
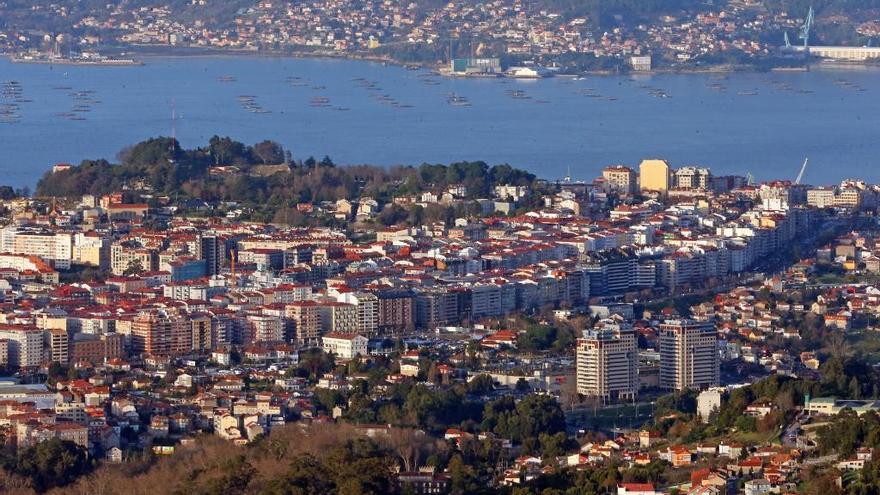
743, 479, 772, 495
321, 333, 368, 359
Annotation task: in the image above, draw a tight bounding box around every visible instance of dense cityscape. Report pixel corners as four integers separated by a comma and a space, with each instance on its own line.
1, 1, 880, 494
0, 136, 879, 494
2, 0, 880, 70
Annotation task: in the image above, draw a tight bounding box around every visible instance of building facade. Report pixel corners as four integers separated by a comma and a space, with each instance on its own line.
639, 159, 671, 195
576, 321, 638, 403
659, 319, 719, 391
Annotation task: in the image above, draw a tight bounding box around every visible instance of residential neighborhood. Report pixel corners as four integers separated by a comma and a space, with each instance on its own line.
3, 151, 880, 493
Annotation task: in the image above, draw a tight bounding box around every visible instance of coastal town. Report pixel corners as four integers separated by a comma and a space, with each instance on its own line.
2, 145, 880, 493
2, 0, 880, 70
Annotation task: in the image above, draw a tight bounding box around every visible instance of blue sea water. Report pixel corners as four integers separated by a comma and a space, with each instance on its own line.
1, 56, 878, 188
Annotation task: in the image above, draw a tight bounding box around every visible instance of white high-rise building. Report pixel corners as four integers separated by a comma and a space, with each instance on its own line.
1, 227, 73, 269
0, 326, 44, 368
576, 319, 638, 403
659, 319, 719, 391
336, 292, 379, 337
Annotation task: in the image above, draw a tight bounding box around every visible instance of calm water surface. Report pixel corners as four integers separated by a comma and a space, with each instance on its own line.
1, 56, 878, 188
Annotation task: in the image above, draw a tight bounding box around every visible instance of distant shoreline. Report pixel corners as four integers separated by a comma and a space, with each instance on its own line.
6, 45, 879, 76
1, 45, 833, 76
8, 57, 143, 67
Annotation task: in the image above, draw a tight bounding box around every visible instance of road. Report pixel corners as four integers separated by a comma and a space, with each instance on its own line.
782, 411, 807, 448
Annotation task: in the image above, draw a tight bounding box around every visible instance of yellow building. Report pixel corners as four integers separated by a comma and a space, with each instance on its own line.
639, 159, 671, 195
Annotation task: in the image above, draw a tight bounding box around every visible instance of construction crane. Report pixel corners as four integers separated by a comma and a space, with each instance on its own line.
799, 6, 814, 48
795, 158, 809, 185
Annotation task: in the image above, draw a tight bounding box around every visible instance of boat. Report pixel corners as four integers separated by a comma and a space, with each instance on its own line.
310, 96, 331, 107
737, 91, 758, 96
447, 94, 471, 106
217, 75, 237, 82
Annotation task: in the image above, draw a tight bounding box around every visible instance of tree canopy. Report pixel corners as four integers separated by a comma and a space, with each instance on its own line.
2, 439, 93, 493
35, 136, 541, 226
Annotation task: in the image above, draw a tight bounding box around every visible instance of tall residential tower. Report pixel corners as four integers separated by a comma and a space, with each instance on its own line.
659, 319, 719, 391
576, 318, 638, 403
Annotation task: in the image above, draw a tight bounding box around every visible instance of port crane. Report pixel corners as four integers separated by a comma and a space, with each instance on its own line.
784, 6, 814, 49
799, 6, 814, 48
795, 158, 809, 185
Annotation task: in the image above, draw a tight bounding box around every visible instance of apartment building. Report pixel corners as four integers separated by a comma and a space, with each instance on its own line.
317, 302, 358, 335
659, 319, 719, 391
336, 292, 379, 336
190, 314, 214, 352
0, 326, 44, 368
111, 242, 158, 275
376, 289, 415, 335
1, 228, 73, 269
639, 159, 671, 195
245, 314, 285, 344
69, 333, 124, 365
285, 301, 322, 346
73, 232, 110, 268
470, 282, 516, 320
130, 310, 191, 356
414, 289, 459, 329
807, 188, 836, 208
674, 167, 712, 190
576, 320, 638, 403
835, 187, 863, 209
46, 327, 69, 366
603, 165, 637, 195
198, 234, 224, 275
